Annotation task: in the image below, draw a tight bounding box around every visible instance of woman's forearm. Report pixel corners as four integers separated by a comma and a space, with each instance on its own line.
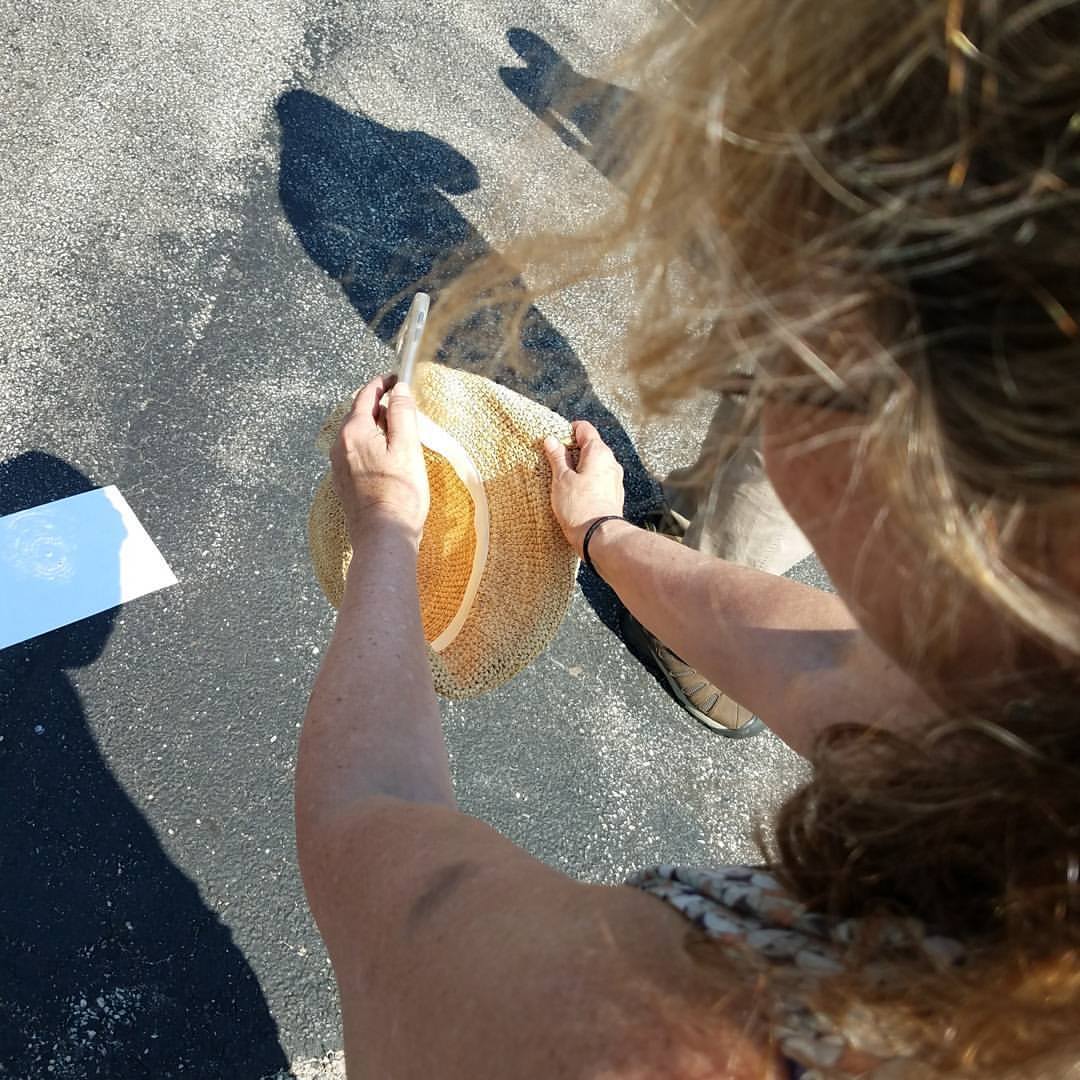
297, 518, 455, 839
587, 518, 931, 753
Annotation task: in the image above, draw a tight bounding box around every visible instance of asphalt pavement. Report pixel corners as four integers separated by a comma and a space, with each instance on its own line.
1, 1, 816, 1075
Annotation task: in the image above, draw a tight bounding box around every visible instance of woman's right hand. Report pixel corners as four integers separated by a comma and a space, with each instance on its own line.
543, 420, 625, 556
331, 374, 431, 547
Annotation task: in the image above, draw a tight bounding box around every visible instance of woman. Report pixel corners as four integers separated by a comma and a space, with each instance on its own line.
296, 1, 1080, 1075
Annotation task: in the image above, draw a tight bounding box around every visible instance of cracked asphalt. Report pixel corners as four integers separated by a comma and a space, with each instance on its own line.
0, 1, 819, 1075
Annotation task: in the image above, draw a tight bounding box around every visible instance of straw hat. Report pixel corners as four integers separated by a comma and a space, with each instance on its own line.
309, 362, 578, 698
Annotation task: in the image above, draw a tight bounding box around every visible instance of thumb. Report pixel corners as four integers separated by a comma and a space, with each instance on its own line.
543, 435, 572, 479
385, 381, 419, 448
572, 420, 610, 472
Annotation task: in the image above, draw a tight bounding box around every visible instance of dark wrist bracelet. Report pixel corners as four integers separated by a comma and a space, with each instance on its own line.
581, 515, 624, 575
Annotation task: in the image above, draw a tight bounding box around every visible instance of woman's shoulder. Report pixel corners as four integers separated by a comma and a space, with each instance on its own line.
321, 800, 781, 1079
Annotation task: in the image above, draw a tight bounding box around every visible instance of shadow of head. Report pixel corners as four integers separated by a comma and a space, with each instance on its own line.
499, 28, 636, 183
276, 89, 480, 196
276, 89, 482, 336
500, 28, 573, 113
0, 451, 122, 676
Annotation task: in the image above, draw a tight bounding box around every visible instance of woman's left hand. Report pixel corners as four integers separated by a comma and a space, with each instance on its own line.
331, 374, 430, 546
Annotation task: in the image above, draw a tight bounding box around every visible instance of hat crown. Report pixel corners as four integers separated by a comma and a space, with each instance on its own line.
309, 362, 577, 698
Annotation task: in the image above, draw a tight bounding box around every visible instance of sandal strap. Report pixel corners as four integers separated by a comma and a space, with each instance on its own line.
619, 609, 763, 737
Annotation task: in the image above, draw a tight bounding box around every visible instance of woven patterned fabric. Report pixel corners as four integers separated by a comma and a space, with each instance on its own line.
308, 362, 578, 698
630, 865, 964, 1079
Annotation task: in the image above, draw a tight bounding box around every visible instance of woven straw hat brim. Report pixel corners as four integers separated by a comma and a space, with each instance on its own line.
308, 363, 578, 698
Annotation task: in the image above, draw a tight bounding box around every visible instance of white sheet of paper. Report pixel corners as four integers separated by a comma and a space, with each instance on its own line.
0, 486, 177, 650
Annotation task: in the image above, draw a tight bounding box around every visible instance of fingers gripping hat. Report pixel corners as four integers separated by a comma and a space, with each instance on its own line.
309, 362, 579, 698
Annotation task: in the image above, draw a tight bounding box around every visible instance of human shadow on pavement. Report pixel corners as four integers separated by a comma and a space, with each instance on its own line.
276, 88, 660, 632
499, 28, 638, 190
0, 452, 288, 1080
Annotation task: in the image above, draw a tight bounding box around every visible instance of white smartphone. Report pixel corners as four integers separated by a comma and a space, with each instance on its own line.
394, 292, 430, 386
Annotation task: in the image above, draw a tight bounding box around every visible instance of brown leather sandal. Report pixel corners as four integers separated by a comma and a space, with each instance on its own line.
620, 608, 764, 737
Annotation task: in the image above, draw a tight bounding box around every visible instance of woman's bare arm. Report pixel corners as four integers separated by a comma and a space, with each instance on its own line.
309, 798, 779, 1080
296, 376, 454, 930
545, 423, 933, 755
589, 518, 929, 753
297, 520, 454, 819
